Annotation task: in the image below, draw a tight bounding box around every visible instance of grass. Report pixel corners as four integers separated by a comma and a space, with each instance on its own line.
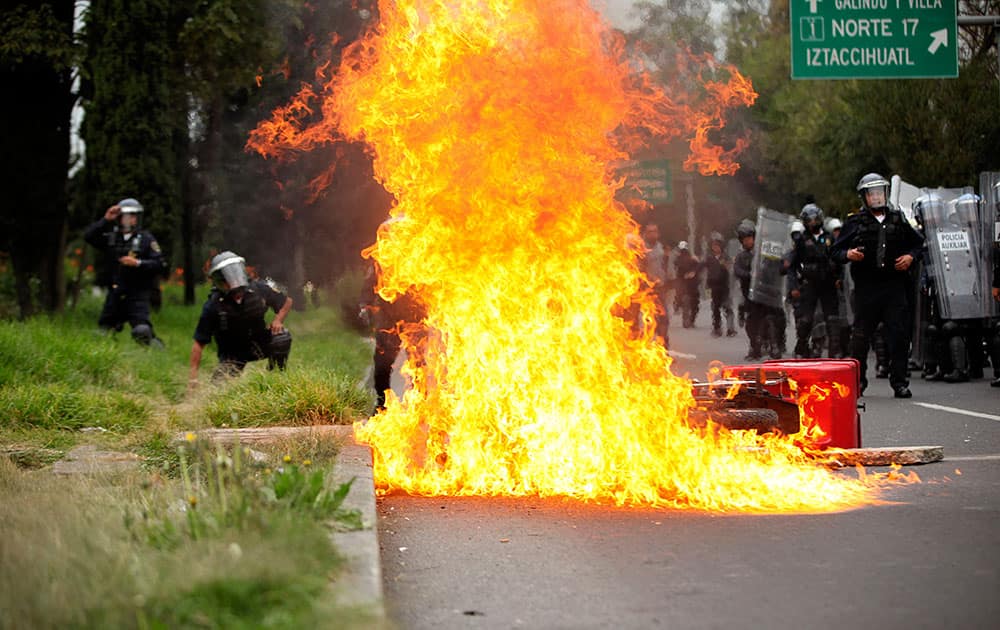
203, 370, 372, 428
0, 281, 381, 627
0, 449, 372, 629
0, 283, 375, 461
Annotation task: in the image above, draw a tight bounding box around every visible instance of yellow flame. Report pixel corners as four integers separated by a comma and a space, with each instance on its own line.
249, 1, 913, 512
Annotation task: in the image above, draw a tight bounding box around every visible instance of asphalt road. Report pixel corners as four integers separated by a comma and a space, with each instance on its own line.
378, 302, 1000, 629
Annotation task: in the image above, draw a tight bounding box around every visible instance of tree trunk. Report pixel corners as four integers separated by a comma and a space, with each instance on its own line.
0, 1, 75, 317
38, 218, 69, 313
13, 266, 35, 320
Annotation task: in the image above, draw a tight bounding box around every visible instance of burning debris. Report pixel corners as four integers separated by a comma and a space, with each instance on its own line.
249, 1, 918, 511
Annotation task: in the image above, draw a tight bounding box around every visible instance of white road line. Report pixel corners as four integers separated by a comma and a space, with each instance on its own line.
945, 454, 1000, 462
668, 350, 697, 359
912, 402, 1000, 422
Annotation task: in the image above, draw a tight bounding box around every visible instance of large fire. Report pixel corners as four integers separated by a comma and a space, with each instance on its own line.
250, 0, 900, 511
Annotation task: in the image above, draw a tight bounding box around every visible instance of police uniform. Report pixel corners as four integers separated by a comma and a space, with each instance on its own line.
734, 245, 763, 358
83, 215, 163, 343
988, 240, 1000, 387
785, 229, 841, 358
193, 279, 291, 374
361, 265, 426, 411
701, 246, 736, 337
674, 248, 701, 328
832, 207, 923, 395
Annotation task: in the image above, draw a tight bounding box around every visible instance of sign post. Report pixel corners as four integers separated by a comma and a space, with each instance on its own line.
790, 0, 958, 80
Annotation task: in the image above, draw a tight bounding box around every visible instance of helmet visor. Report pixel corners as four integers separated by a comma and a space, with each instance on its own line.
210, 258, 248, 292
863, 185, 888, 210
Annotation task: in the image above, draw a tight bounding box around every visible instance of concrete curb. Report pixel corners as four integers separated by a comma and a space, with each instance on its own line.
181, 425, 384, 620
328, 426, 385, 618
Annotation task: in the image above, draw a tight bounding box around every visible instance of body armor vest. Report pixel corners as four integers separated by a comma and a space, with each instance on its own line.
850, 210, 910, 276
215, 288, 270, 358
797, 232, 837, 282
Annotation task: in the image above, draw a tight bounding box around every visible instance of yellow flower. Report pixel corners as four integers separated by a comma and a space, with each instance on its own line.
303, 459, 312, 467
188, 495, 198, 507
184, 432, 196, 442
282, 455, 292, 463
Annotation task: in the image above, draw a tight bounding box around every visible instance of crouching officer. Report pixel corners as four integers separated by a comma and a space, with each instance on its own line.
83, 198, 165, 346
832, 173, 923, 398
188, 251, 292, 391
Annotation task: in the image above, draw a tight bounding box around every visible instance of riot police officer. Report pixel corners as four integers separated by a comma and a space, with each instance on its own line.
675, 241, 701, 328
734, 221, 757, 357
640, 222, 671, 346
188, 251, 293, 390
784, 204, 841, 358
359, 259, 427, 413
832, 173, 924, 397
83, 198, 165, 346
824, 216, 851, 357
991, 224, 1000, 387
980, 179, 1000, 387
702, 231, 736, 337
734, 219, 781, 360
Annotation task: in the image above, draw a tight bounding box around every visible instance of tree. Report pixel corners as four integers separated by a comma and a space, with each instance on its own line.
720, 0, 1000, 217
0, 2, 77, 318
205, 1, 392, 303
76, 0, 184, 293
623, 1, 755, 243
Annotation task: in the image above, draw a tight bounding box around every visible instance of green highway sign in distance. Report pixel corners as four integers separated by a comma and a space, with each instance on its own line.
790, 0, 958, 80
616, 160, 672, 204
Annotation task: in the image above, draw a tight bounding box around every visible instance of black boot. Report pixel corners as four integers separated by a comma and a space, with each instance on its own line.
942, 335, 969, 383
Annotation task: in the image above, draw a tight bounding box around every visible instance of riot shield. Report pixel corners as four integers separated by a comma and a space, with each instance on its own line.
921, 188, 991, 320
979, 172, 1000, 318
748, 207, 790, 309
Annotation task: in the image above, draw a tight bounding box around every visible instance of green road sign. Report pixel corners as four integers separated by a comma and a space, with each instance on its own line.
790, 0, 958, 80
616, 160, 672, 204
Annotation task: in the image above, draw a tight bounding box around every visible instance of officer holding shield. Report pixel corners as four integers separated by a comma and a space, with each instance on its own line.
784, 203, 841, 358
832, 173, 924, 398
986, 179, 1000, 387
83, 198, 165, 346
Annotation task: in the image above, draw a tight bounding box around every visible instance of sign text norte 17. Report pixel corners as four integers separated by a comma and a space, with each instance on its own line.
790, 0, 958, 80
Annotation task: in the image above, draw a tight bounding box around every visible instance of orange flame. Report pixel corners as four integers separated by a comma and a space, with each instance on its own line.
249, 0, 896, 512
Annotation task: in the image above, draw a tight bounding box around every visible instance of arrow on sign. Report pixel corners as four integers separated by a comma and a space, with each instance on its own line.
928, 29, 948, 54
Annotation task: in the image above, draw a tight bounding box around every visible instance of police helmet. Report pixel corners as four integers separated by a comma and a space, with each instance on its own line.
709, 231, 723, 243
735, 220, 755, 240
824, 217, 843, 232
116, 198, 143, 229
790, 220, 805, 237
951, 193, 980, 226
856, 173, 890, 211
118, 198, 144, 214
208, 251, 248, 293
799, 203, 824, 232
677, 240, 689, 251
